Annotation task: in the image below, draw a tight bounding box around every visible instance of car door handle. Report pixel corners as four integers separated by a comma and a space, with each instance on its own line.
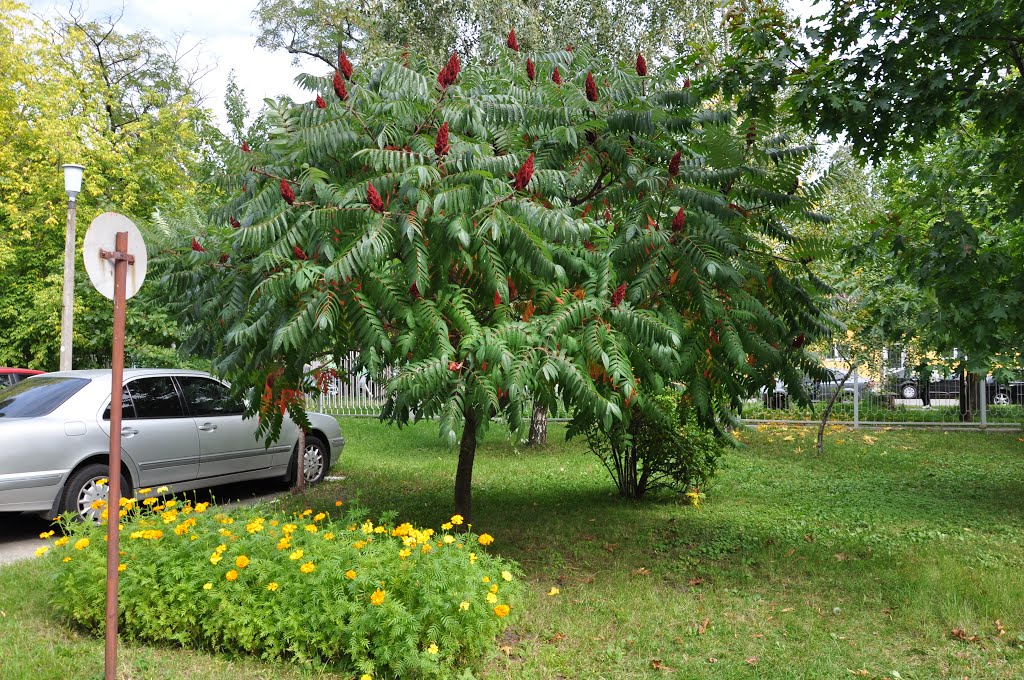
198, 423, 218, 432
121, 427, 139, 438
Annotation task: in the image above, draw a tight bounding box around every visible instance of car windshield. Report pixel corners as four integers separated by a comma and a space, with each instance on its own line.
0, 376, 90, 418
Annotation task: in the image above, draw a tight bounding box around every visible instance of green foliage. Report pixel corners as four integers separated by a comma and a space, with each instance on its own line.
0, 2, 219, 369
45, 498, 521, 678
575, 389, 721, 498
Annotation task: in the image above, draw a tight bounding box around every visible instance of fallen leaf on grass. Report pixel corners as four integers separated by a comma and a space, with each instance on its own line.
651, 659, 675, 671
951, 627, 979, 643
582, 535, 594, 541
576, 575, 595, 584
633, 567, 651, 576
603, 543, 617, 553
746, 656, 759, 666
780, 607, 795, 613
687, 577, 705, 586
804, 534, 815, 543
550, 632, 566, 642
863, 435, 877, 445
752, 633, 765, 639
834, 553, 850, 561
547, 587, 560, 596
995, 620, 1006, 636
783, 435, 795, 442
499, 645, 513, 657
848, 670, 869, 677
708, 657, 718, 663
697, 617, 710, 635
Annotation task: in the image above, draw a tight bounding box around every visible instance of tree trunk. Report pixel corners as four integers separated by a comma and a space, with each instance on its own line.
455, 410, 478, 523
527, 401, 547, 446
959, 368, 978, 422
294, 427, 306, 493
817, 364, 855, 455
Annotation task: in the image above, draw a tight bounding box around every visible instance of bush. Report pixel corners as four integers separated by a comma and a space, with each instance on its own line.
43, 494, 522, 678
575, 391, 722, 499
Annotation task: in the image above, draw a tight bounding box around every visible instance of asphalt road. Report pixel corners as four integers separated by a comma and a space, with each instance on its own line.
0, 478, 291, 566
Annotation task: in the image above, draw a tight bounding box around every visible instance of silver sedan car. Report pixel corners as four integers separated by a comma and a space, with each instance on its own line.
0, 369, 345, 519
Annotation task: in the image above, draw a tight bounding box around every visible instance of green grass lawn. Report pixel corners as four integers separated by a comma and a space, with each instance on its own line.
2, 420, 1023, 679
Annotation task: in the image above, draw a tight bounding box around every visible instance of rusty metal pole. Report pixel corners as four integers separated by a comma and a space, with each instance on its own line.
102, 230, 132, 680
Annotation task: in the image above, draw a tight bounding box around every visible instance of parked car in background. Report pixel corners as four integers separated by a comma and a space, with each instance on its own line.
894, 372, 1024, 404
0, 369, 345, 520
0, 367, 44, 388
808, 369, 873, 401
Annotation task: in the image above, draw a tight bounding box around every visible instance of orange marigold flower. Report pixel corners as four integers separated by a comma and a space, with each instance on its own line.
494, 604, 511, 617
370, 588, 386, 605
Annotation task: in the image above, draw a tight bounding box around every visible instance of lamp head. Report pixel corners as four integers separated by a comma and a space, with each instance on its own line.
63, 164, 84, 201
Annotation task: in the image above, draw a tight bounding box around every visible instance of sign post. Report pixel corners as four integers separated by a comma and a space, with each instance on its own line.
83, 212, 147, 680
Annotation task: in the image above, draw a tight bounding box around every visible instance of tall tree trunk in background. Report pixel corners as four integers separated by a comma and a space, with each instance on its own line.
455, 410, 478, 523
959, 368, 978, 423
527, 401, 547, 446
817, 364, 855, 455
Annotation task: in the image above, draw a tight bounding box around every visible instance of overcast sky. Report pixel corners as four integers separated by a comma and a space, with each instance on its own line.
26, 0, 821, 133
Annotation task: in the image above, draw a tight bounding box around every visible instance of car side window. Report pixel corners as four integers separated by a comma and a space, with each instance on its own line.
102, 386, 136, 421
177, 376, 244, 417
127, 377, 185, 418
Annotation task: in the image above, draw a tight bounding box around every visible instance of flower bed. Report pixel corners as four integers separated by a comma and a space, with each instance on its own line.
43, 494, 521, 678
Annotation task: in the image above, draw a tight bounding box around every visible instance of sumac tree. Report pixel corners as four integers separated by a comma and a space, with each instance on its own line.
161, 41, 832, 521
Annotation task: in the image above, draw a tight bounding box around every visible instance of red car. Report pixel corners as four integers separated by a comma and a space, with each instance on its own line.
0, 368, 44, 389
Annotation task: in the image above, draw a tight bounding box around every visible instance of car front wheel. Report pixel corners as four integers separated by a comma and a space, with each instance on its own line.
289, 434, 329, 486
992, 392, 1010, 406
900, 383, 918, 399
61, 463, 129, 522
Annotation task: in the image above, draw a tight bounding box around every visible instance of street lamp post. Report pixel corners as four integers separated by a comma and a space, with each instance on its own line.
60, 164, 84, 371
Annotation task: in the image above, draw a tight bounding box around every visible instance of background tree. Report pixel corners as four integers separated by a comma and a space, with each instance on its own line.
0, 1, 218, 369
159, 38, 833, 517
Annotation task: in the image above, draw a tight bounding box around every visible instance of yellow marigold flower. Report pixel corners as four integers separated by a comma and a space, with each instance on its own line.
489, 584, 499, 594
486, 592, 498, 604
276, 537, 290, 550
268, 519, 279, 526
39, 530, 55, 539
97, 478, 108, 486
347, 524, 357, 532
225, 569, 239, 581
359, 675, 371, 680
482, 576, 490, 583
203, 582, 213, 590
63, 556, 72, 563
289, 549, 304, 561
421, 543, 432, 554
374, 525, 386, 534
117, 563, 126, 572
194, 502, 209, 513
443, 535, 455, 544
450, 514, 464, 525
164, 499, 177, 508
345, 569, 357, 580
323, 532, 335, 541
210, 554, 222, 565
547, 587, 560, 596
301, 508, 312, 517
74, 538, 90, 551
305, 524, 318, 533
235, 555, 250, 569
459, 601, 470, 611
335, 500, 343, 507
155, 486, 169, 493
494, 604, 510, 618
267, 582, 279, 592
441, 522, 453, 531
370, 588, 386, 605
138, 487, 151, 494
299, 561, 315, 574
502, 570, 513, 581
282, 523, 298, 535
216, 544, 227, 553
469, 553, 477, 563
361, 520, 373, 534
90, 499, 106, 510
354, 540, 366, 549
35, 546, 49, 557
54, 536, 69, 547
313, 512, 326, 522
142, 497, 158, 506
427, 642, 439, 655
245, 521, 264, 534
161, 510, 178, 524
218, 528, 233, 537
477, 533, 494, 546
399, 548, 411, 560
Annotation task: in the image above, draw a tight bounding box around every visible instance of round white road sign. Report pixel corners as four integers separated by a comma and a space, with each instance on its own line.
82, 212, 147, 300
